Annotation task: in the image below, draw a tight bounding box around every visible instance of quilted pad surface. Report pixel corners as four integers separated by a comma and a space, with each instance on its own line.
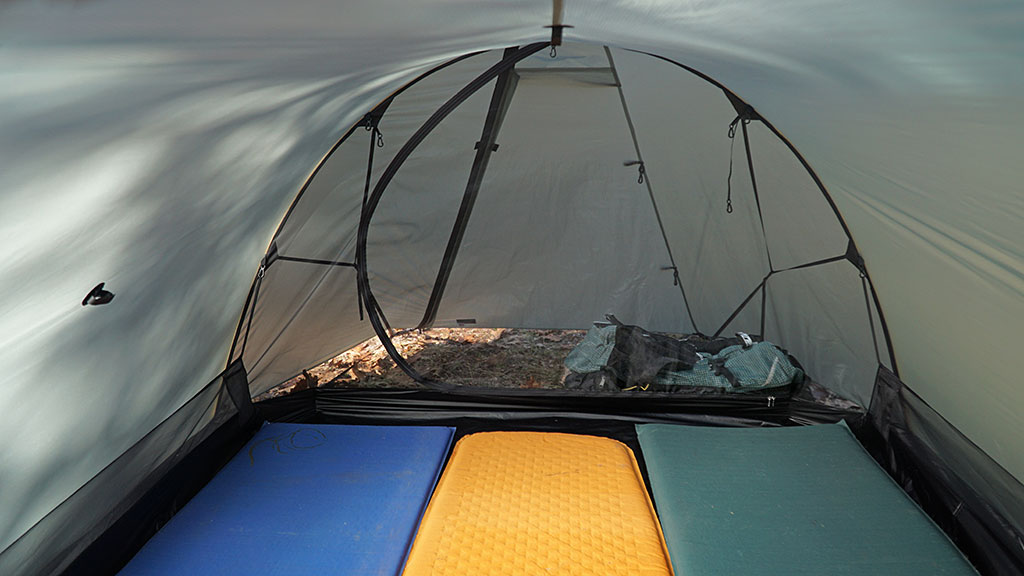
403, 431, 673, 576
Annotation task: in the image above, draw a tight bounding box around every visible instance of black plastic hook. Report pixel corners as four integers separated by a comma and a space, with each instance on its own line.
82, 282, 115, 306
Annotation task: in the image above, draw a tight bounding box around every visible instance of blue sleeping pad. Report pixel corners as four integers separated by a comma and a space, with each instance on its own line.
120, 422, 454, 576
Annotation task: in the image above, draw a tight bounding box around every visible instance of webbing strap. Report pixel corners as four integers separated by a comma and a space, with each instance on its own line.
860, 274, 883, 366
712, 276, 768, 338
222, 359, 255, 427
274, 255, 356, 268
238, 262, 265, 360
357, 123, 381, 321
759, 283, 767, 337
712, 252, 850, 339
741, 120, 774, 271
781, 253, 847, 272
226, 267, 260, 363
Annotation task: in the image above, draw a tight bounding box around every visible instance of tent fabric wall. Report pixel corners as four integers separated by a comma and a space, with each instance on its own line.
1, 2, 1022, 574
0, 43, 390, 564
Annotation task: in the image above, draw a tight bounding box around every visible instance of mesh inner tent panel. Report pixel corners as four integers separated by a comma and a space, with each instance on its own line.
763, 260, 881, 405
242, 53, 501, 394
432, 45, 691, 333
611, 48, 772, 335
246, 43, 879, 404
272, 51, 502, 264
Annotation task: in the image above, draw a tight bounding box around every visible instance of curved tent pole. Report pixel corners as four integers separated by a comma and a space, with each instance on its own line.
631, 50, 900, 376
267, 50, 486, 247
225, 50, 486, 368
356, 42, 550, 388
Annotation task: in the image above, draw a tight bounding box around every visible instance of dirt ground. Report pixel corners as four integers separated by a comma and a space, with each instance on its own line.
257, 328, 586, 400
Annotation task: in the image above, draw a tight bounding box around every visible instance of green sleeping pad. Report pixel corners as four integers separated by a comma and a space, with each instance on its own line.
636, 423, 978, 575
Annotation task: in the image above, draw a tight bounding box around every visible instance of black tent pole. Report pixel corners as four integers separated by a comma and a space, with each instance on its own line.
356, 42, 549, 387
417, 47, 522, 330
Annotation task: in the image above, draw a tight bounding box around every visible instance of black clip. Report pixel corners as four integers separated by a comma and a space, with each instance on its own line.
661, 266, 680, 286
736, 331, 754, 348
82, 282, 114, 306
728, 114, 750, 139
545, 23, 574, 57
725, 114, 750, 215
624, 160, 645, 184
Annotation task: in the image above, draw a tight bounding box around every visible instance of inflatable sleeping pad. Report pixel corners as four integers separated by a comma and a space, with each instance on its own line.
403, 431, 673, 576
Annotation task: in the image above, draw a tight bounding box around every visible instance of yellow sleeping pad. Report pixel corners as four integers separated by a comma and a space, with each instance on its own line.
402, 431, 674, 576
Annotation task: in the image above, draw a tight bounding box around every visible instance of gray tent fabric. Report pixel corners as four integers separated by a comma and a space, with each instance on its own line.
1, 2, 1022, 574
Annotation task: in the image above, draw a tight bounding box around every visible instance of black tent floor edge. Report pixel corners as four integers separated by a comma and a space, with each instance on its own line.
856, 366, 1024, 576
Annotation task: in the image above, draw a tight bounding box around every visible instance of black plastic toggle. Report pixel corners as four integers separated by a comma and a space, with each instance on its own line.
82, 282, 114, 306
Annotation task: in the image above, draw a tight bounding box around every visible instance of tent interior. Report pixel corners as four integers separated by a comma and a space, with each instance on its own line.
2, 4, 1022, 576
241, 42, 888, 405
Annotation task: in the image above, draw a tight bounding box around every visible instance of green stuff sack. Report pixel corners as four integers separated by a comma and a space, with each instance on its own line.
565, 324, 802, 391
660, 342, 803, 390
